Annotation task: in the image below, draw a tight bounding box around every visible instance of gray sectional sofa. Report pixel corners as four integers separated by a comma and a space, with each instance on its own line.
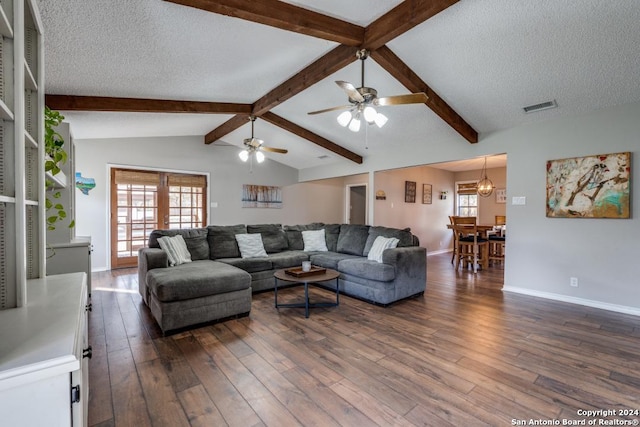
138, 223, 426, 334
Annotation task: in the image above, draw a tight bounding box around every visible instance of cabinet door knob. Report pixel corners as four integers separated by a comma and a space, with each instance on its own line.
83, 346, 93, 359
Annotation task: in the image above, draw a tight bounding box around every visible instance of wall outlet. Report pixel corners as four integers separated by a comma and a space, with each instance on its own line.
570, 277, 578, 287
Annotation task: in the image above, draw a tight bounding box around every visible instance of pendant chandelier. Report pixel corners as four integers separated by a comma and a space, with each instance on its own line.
477, 157, 494, 197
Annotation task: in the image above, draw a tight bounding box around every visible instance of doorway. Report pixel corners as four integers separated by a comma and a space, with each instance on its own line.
110, 167, 207, 269
346, 184, 367, 224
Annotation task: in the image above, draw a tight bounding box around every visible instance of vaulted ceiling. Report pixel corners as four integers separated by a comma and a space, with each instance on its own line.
40, 0, 640, 171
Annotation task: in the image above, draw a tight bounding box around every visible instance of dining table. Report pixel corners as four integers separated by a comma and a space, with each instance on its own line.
446, 223, 495, 238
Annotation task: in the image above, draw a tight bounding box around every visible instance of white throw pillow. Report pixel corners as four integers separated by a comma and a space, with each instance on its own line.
302, 229, 328, 252
235, 233, 268, 258
158, 235, 192, 267
367, 236, 400, 263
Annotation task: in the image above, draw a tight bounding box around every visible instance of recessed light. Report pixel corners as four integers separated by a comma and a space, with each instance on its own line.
523, 100, 557, 114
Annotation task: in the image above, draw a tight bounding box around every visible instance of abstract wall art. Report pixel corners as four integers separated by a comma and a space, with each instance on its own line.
242, 184, 282, 208
546, 152, 630, 218
405, 181, 416, 203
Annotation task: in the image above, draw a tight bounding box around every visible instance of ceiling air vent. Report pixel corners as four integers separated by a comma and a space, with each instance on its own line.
318, 155, 329, 159
523, 100, 557, 114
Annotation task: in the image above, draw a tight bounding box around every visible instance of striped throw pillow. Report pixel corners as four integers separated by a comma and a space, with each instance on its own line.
367, 236, 400, 263
158, 235, 192, 266
235, 233, 268, 258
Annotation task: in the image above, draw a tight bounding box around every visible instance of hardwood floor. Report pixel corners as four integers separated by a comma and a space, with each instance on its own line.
88, 254, 640, 426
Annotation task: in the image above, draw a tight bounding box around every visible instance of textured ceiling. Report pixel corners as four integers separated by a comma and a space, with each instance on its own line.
39, 0, 640, 171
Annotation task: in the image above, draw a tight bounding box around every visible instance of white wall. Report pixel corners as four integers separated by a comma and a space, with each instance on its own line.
299, 101, 640, 314
73, 135, 344, 271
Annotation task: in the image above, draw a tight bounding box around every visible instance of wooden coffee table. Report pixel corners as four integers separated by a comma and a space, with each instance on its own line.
273, 268, 340, 318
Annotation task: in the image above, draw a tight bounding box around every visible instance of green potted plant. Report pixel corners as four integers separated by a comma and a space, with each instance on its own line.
44, 106, 74, 232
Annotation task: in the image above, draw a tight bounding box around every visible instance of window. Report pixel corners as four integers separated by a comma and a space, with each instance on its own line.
456, 182, 478, 217
110, 168, 207, 268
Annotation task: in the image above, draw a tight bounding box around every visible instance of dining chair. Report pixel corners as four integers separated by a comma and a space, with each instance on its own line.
449, 215, 477, 263
451, 217, 488, 272
489, 215, 506, 263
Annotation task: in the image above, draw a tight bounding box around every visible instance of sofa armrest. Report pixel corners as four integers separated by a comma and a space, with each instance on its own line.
138, 248, 168, 305
382, 246, 427, 299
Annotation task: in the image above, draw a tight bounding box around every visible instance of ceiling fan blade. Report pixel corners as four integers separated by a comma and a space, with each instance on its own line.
261, 146, 288, 154
308, 104, 353, 115
336, 80, 365, 103
374, 92, 428, 107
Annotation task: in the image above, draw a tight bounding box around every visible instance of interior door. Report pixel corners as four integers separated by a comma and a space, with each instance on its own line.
348, 185, 367, 224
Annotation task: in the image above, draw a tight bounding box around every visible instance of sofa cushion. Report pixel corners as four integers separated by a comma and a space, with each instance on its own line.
337, 258, 396, 282
362, 226, 414, 256
284, 223, 324, 250
208, 225, 246, 259
323, 224, 341, 252
309, 252, 361, 269
147, 260, 251, 302
336, 224, 370, 256
217, 257, 273, 273
149, 228, 209, 261
268, 251, 310, 269
247, 224, 288, 253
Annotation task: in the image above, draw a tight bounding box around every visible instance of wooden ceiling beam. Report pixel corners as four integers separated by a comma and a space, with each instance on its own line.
252, 44, 357, 116
261, 112, 363, 164
45, 94, 252, 114
204, 114, 250, 144
363, 0, 460, 50
164, 0, 364, 46
370, 46, 478, 143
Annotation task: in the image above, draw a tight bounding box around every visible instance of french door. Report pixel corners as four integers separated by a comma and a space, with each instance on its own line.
110, 168, 207, 269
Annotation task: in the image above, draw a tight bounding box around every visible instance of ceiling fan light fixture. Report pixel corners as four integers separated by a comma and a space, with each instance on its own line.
337, 111, 352, 127
255, 151, 265, 163
238, 149, 249, 162
348, 117, 361, 132
363, 105, 377, 123
374, 112, 388, 128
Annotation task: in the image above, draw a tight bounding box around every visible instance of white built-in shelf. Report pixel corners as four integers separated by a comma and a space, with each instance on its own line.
24, 60, 37, 91
0, 195, 16, 203
25, 130, 37, 148
0, 99, 14, 121
0, 5, 12, 39
45, 164, 68, 189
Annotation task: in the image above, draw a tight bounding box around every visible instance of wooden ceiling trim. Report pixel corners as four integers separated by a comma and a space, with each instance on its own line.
363, 0, 460, 50
261, 112, 363, 164
164, 0, 364, 46
45, 94, 252, 114
205, 114, 250, 144
252, 44, 358, 117
370, 46, 478, 143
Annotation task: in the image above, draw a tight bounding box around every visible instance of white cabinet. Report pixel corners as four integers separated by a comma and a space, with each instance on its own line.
0, 273, 89, 427
47, 236, 93, 296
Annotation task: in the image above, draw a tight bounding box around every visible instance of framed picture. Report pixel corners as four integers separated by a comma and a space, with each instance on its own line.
242, 184, 282, 208
404, 181, 416, 203
546, 152, 630, 218
495, 188, 506, 204
422, 184, 432, 204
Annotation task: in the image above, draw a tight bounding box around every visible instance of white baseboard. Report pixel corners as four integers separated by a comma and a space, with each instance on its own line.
502, 286, 640, 317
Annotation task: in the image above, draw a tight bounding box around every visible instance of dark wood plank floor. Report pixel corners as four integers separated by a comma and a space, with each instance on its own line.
88, 254, 640, 427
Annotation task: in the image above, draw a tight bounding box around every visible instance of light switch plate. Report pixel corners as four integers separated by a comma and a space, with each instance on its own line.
512, 196, 526, 205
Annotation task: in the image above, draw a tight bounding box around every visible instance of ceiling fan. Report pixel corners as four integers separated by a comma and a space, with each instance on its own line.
308, 49, 428, 132
238, 116, 288, 164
